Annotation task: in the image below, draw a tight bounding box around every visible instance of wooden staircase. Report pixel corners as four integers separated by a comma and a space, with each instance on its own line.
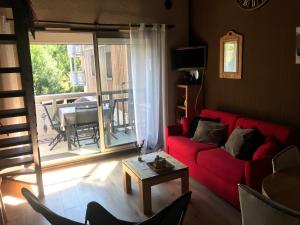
0, 0, 44, 196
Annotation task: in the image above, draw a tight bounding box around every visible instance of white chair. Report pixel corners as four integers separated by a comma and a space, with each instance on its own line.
238, 184, 300, 225
272, 145, 300, 173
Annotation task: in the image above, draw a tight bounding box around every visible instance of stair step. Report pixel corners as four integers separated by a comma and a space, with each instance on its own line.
0, 90, 25, 98
0, 34, 17, 44
0, 135, 31, 148
0, 123, 30, 135
0, 146, 32, 159
0, 156, 34, 170
0, 108, 27, 118
0, 67, 21, 73
0, 0, 12, 8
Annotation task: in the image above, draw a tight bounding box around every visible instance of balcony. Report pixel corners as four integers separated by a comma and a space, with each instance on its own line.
35, 90, 136, 163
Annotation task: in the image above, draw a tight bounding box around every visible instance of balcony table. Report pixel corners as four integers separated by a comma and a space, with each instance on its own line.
262, 165, 300, 212
57, 105, 109, 150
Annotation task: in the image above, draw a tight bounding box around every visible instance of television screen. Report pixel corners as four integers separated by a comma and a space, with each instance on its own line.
171, 46, 207, 70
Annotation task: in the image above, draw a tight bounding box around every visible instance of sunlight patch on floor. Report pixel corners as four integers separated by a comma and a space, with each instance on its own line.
43, 180, 80, 195
41, 160, 120, 186
85, 160, 119, 181
3, 196, 26, 206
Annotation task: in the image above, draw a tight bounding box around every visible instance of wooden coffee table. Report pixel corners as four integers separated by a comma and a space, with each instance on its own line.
122, 151, 189, 214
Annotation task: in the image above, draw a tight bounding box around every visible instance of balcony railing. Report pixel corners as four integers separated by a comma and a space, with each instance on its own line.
35, 90, 134, 140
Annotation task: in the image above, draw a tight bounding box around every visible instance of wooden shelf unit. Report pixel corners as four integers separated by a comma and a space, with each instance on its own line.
175, 84, 202, 123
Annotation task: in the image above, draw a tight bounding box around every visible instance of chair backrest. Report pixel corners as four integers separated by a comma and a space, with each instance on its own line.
272, 145, 300, 173
138, 191, 192, 225
42, 104, 59, 130
75, 104, 98, 126
103, 99, 116, 122
109, 99, 116, 118
21, 188, 84, 225
238, 184, 300, 225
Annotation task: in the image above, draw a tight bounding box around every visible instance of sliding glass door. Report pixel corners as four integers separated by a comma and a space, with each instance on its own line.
93, 32, 136, 151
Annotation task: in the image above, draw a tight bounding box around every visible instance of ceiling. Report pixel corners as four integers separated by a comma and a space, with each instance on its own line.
31, 0, 174, 24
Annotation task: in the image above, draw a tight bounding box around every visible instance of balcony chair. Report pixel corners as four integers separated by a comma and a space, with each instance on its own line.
74, 104, 99, 147
103, 99, 118, 140
22, 187, 192, 225
42, 104, 66, 151
272, 145, 300, 173
238, 184, 300, 225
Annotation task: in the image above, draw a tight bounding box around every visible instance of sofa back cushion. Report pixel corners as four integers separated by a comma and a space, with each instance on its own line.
200, 109, 238, 139
191, 120, 227, 145
235, 117, 296, 146
252, 139, 279, 160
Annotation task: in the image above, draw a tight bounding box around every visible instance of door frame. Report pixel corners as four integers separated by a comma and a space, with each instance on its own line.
93, 31, 136, 153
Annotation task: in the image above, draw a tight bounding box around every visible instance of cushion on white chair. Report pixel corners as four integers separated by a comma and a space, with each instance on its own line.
272, 145, 300, 173
238, 184, 300, 225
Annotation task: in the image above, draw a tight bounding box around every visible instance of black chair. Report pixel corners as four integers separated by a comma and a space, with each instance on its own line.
22, 187, 192, 225
43, 104, 66, 151
86, 191, 192, 225
21, 188, 84, 225
103, 99, 118, 140
74, 104, 99, 147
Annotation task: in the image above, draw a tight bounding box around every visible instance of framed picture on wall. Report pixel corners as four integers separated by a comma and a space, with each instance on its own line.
296, 27, 300, 64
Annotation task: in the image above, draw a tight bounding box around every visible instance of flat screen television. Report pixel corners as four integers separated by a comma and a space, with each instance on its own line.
171, 46, 207, 70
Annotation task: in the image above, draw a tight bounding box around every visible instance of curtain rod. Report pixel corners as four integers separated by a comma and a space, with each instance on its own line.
6, 18, 174, 31
35, 20, 174, 28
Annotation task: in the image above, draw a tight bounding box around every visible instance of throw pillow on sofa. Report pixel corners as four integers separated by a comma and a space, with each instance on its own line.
252, 138, 279, 160
188, 116, 221, 137
236, 128, 265, 160
191, 120, 227, 145
224, 127, 254, 157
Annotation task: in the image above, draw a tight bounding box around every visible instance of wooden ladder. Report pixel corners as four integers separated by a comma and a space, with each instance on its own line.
0, 0, 44, 196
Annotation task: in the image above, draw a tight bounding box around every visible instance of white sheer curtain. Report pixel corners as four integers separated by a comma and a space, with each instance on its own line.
130, 24, 166, 150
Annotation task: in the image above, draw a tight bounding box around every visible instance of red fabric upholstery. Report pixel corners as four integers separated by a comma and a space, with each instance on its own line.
167, 136, 216, 165
196, 167, 241, 208
200, 109, 238, 139
197, 149, 246, 184
245, 157, 273, 192
165, 108, 298, 208
235, 117, 295, 146
252, 139, 279, 160
180, 117, 190, 136
165, 125, 183, 154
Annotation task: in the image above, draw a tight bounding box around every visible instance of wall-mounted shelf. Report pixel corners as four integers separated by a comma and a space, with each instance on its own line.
175, 84, 203, 123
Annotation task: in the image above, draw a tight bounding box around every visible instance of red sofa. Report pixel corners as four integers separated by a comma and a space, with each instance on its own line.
166, 109, 298, 208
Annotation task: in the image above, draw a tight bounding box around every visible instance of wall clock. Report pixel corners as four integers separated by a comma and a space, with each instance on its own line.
237, 0, 269, 11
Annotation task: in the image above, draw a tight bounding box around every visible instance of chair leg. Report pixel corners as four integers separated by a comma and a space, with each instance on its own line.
76, 130, 81, 148
48, 134, 59, 146
49, 134, 63, 151
111, 133, 118, 140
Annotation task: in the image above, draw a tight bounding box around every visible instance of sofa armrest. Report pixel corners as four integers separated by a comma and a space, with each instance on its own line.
165, 125, 183, 138
165, 125, 183, 154
244, 156, 273, 192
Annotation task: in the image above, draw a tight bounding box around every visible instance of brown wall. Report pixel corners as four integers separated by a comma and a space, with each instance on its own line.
191, 0, 300, 129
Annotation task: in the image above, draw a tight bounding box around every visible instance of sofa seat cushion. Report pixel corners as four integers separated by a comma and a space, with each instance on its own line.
197, 148, 246, 184
167, 136, 216, 164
